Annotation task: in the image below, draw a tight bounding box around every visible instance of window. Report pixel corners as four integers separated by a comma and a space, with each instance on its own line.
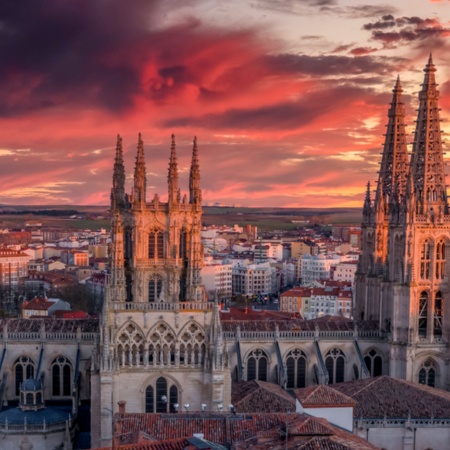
247, 349, 268, 382
420, 240, 431, 279
286, 349, 306, 389
364, 349, 383, 377
52, 356, 71, 396
434, 292, 443, 338
418, 291, 428, 338
148, 231, 164, 259
149, 277, 163, 302
14, 356, 35, 396
418, 360, 436, 387
145, 377, 178, 413
435, 240, 445, 280
325, 349, 345, 384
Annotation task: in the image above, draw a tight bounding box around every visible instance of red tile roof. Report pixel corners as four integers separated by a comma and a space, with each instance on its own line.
332, 375, 450, 419
294, 385, 356, 408
22, 297, 55, 311
232, 380, 295, 413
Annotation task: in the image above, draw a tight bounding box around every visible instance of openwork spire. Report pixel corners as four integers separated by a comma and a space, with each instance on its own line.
111, 134, 126, 210
189, 136, 201, 205
410, 55, 448, 215
133, 133, 146, 206
375, 76, 409, 214
168, 133, 179, 204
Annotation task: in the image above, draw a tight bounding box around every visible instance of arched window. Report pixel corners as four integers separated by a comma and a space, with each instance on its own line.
286, 349, 306, 389
247, 349, 268, 382
418, 360, 436, 387
52, 356, 71, 396
149, 277, 163, 302
435, 240, 445, 279
420, 240, 431, 279
148, 231, 164, 260
434, 292, 443, 338
364, 349, 383, 377
418, 291, 428, 338
156, 377, 168, 412
325, 349, 345, 384
145, 386, 154, 413
14, 356, 35, 396
145, 377, 178, 413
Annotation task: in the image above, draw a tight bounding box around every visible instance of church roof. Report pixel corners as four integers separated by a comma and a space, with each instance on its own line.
294, 384, 356, 408
332, 375, 450, 419
0, 405, 70, 425
232, 380, 296, 413
220, 316, 378, 333
0, 317, 98, 333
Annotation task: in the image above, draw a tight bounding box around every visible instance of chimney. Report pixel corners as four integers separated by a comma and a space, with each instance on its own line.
118, 400, 126, 414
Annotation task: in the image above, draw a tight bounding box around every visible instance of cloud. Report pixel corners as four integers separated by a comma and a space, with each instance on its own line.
363, 15, 450, 48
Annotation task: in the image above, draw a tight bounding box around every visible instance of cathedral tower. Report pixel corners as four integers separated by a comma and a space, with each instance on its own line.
92, 135, 230, 449
356, 57, 450, 385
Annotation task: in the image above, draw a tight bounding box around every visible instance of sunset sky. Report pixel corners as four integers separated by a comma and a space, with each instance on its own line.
1, 0, 450, 208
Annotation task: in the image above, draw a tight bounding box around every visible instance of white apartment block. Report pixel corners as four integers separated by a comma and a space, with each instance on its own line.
232, 261, 276, 296
300, 254, 341, 286
333, 261, 358, 283
201, 260, 233, 299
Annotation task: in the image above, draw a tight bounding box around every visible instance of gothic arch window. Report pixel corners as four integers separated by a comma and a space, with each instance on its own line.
148, 276, 163, 302
14, 356, 35, 396
148, 230, 164, 260
148, 322, 178, 366
179, 322, 206, 367
285, 349, 307, 389
52, 356, 71, 396
418, 291, 428, 338
434, 291, 443, 338
247, 349, 268, 382
435, 240, 445, 280
418, 359, 437, 387
117, 322, 145, 367
364, 349, 383, 377
420, 240, 431, 279
325, 349, 345, 384
144, 377, 179, 413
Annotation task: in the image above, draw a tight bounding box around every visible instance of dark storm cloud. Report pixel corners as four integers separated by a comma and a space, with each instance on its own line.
165, 85, 379, 130
0, 0, 161, 116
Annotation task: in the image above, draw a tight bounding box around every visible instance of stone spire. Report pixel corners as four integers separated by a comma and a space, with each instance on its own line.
133, 133, 146, 207
168, 133, 179, 205
410, 55, 448, 215
110, 212, 126, 302
111, 134, 126, 210
189, 136, 201, 205
375, 76, 409, 215
362, 181, 372, 224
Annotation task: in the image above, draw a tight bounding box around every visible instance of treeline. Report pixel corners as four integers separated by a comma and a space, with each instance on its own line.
0, 209, 79, 216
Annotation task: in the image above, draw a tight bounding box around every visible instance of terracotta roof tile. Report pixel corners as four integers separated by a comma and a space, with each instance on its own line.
294, 385, 356, 408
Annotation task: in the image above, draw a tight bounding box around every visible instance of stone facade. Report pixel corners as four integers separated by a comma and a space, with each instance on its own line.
90, 134, 231, 448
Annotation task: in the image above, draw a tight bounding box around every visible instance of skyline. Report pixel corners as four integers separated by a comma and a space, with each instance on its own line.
1, 1, 450, 207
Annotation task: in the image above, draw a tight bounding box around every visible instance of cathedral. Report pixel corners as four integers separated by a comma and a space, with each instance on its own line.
0, 57, 448, 450
89, 56, 450, 447
90, 134, 231, 448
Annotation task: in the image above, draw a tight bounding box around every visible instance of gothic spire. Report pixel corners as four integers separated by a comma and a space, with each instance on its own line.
375, 76, 409, 214
189, 136, 202, 205
111, 134, 126, 210
133, 133, 146, 207
168, 133, 179, 205
362, 181, 372, 223
410, 55, 448, 215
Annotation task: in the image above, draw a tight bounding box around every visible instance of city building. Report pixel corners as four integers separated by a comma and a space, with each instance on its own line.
0, 247, 31, 286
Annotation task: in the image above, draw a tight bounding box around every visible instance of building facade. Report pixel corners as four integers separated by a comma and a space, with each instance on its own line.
91, 134, 231, 448
355, 56, 450, 385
